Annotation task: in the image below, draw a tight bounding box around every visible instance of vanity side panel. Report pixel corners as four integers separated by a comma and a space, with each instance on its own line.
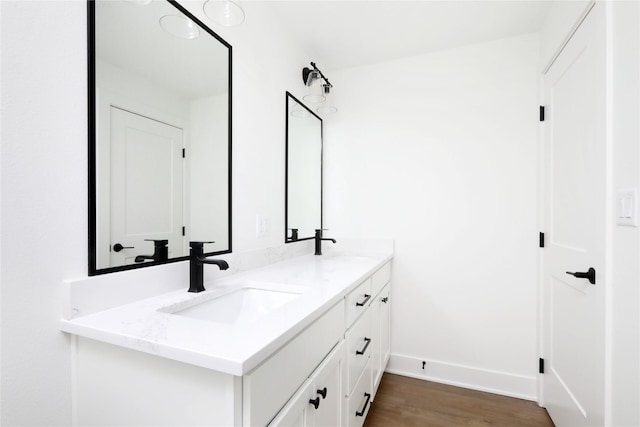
73, 337, 240, 426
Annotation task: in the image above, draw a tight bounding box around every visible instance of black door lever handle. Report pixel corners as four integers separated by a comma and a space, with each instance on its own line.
113, 243, 134, 252
566, 267, 596, 285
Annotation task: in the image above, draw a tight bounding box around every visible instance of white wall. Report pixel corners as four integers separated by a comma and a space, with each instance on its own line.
607, 1, 640, 425
324, 34, 540, 398
1, 3, 86, 425
96, 58, 191, 121
286, 101, 322, 238
0, 1, 309, 424
189, 93, 229, 250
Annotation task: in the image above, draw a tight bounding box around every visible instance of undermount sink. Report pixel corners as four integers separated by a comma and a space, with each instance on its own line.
170, 287, 302, 325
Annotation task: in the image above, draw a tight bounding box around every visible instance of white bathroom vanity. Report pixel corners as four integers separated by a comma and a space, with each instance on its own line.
61, 244, 392, 426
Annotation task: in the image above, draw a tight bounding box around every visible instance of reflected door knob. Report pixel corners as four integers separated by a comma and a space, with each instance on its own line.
113, 243, 134, 252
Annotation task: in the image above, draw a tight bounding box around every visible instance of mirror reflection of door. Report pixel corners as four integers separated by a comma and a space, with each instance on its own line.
108, 107, 184, 267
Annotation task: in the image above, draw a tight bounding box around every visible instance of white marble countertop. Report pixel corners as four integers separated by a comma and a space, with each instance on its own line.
60, 249, 392, 376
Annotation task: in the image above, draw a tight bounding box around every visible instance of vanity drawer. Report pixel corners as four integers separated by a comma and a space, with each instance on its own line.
371, 262, 391, 297
345, 278, 372, 328
345, 308, 372, 395
243, 300, 344, 427
346, 358, 373, 427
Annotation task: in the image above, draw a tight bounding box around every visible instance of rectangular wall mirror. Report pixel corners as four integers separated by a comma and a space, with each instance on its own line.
285, 92, 322, 242
89, 0, 232, 275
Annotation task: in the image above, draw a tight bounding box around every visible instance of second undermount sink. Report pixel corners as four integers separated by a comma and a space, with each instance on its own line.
170, 287, 302, 325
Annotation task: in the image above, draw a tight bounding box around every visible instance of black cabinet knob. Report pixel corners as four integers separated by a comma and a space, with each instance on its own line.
309, 397, 320, 410
317, 387, 327, 399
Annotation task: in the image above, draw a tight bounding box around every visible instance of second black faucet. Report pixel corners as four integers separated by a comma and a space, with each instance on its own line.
314, 229, 336, 256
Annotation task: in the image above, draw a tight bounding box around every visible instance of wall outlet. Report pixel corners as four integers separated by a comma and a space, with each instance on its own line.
256, 215, 270, 238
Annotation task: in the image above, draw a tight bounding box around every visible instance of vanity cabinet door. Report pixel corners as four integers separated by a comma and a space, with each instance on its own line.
269, 341, 345, 427
379, 285, 391, 371
307, 341, 345, 427
244, 301, 344, 427
372, 284, 391, 396
269, 380, 314, 427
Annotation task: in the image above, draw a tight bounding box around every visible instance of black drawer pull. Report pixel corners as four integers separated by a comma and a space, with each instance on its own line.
381, 297, 388, 303
309, 397, 320, 410
356, 294, 371, 307
317, 387, 327, 399
355, 392, 371, 417
356, 337, 371, 356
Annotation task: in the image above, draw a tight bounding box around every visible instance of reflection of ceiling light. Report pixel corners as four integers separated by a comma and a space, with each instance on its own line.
290, 107, 311, 118
159, 15, 200, 39
317, 105, 338, 115
204, 0, 245, 27
126, 0, 153, 5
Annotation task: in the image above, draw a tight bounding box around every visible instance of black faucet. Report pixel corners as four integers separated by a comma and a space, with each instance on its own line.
134, 239, 169, 263
287, 228, 299, 242
189, 241, 229, 293
314, 229, 336, 256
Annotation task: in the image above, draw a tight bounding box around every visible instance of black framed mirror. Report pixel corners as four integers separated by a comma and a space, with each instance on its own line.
285, 92, 322, 243
88, 0, 232, 275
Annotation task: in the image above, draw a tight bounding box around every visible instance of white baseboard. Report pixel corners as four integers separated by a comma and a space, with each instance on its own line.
386, 353, 537, 401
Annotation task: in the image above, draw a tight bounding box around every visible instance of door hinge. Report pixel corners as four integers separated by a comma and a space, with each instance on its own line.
539, 232, 545, 248
182, 226, 185, 236
539, 358, 545, 374
182, 148, 186, 158
539, 106, 545, 122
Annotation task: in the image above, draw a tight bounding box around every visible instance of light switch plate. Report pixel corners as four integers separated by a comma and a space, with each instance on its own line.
616, 188, 638, 227
256, 215, 270, 237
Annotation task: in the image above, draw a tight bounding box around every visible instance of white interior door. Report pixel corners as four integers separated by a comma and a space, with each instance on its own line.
542, 4, 605, 426
110, 107, 184, 266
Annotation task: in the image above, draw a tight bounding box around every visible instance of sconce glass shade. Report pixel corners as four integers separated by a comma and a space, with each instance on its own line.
159, 15, 200, 39
204, 0, 245, 27
303, 73, 325, 103
316, 84, 337, 114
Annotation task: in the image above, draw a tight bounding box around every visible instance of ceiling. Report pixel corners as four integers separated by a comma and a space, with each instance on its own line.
96, 0, 229, 100
265, 1, 553, 72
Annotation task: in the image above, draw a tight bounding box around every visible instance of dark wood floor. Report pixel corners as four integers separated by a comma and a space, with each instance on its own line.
364, 374, 555, 427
